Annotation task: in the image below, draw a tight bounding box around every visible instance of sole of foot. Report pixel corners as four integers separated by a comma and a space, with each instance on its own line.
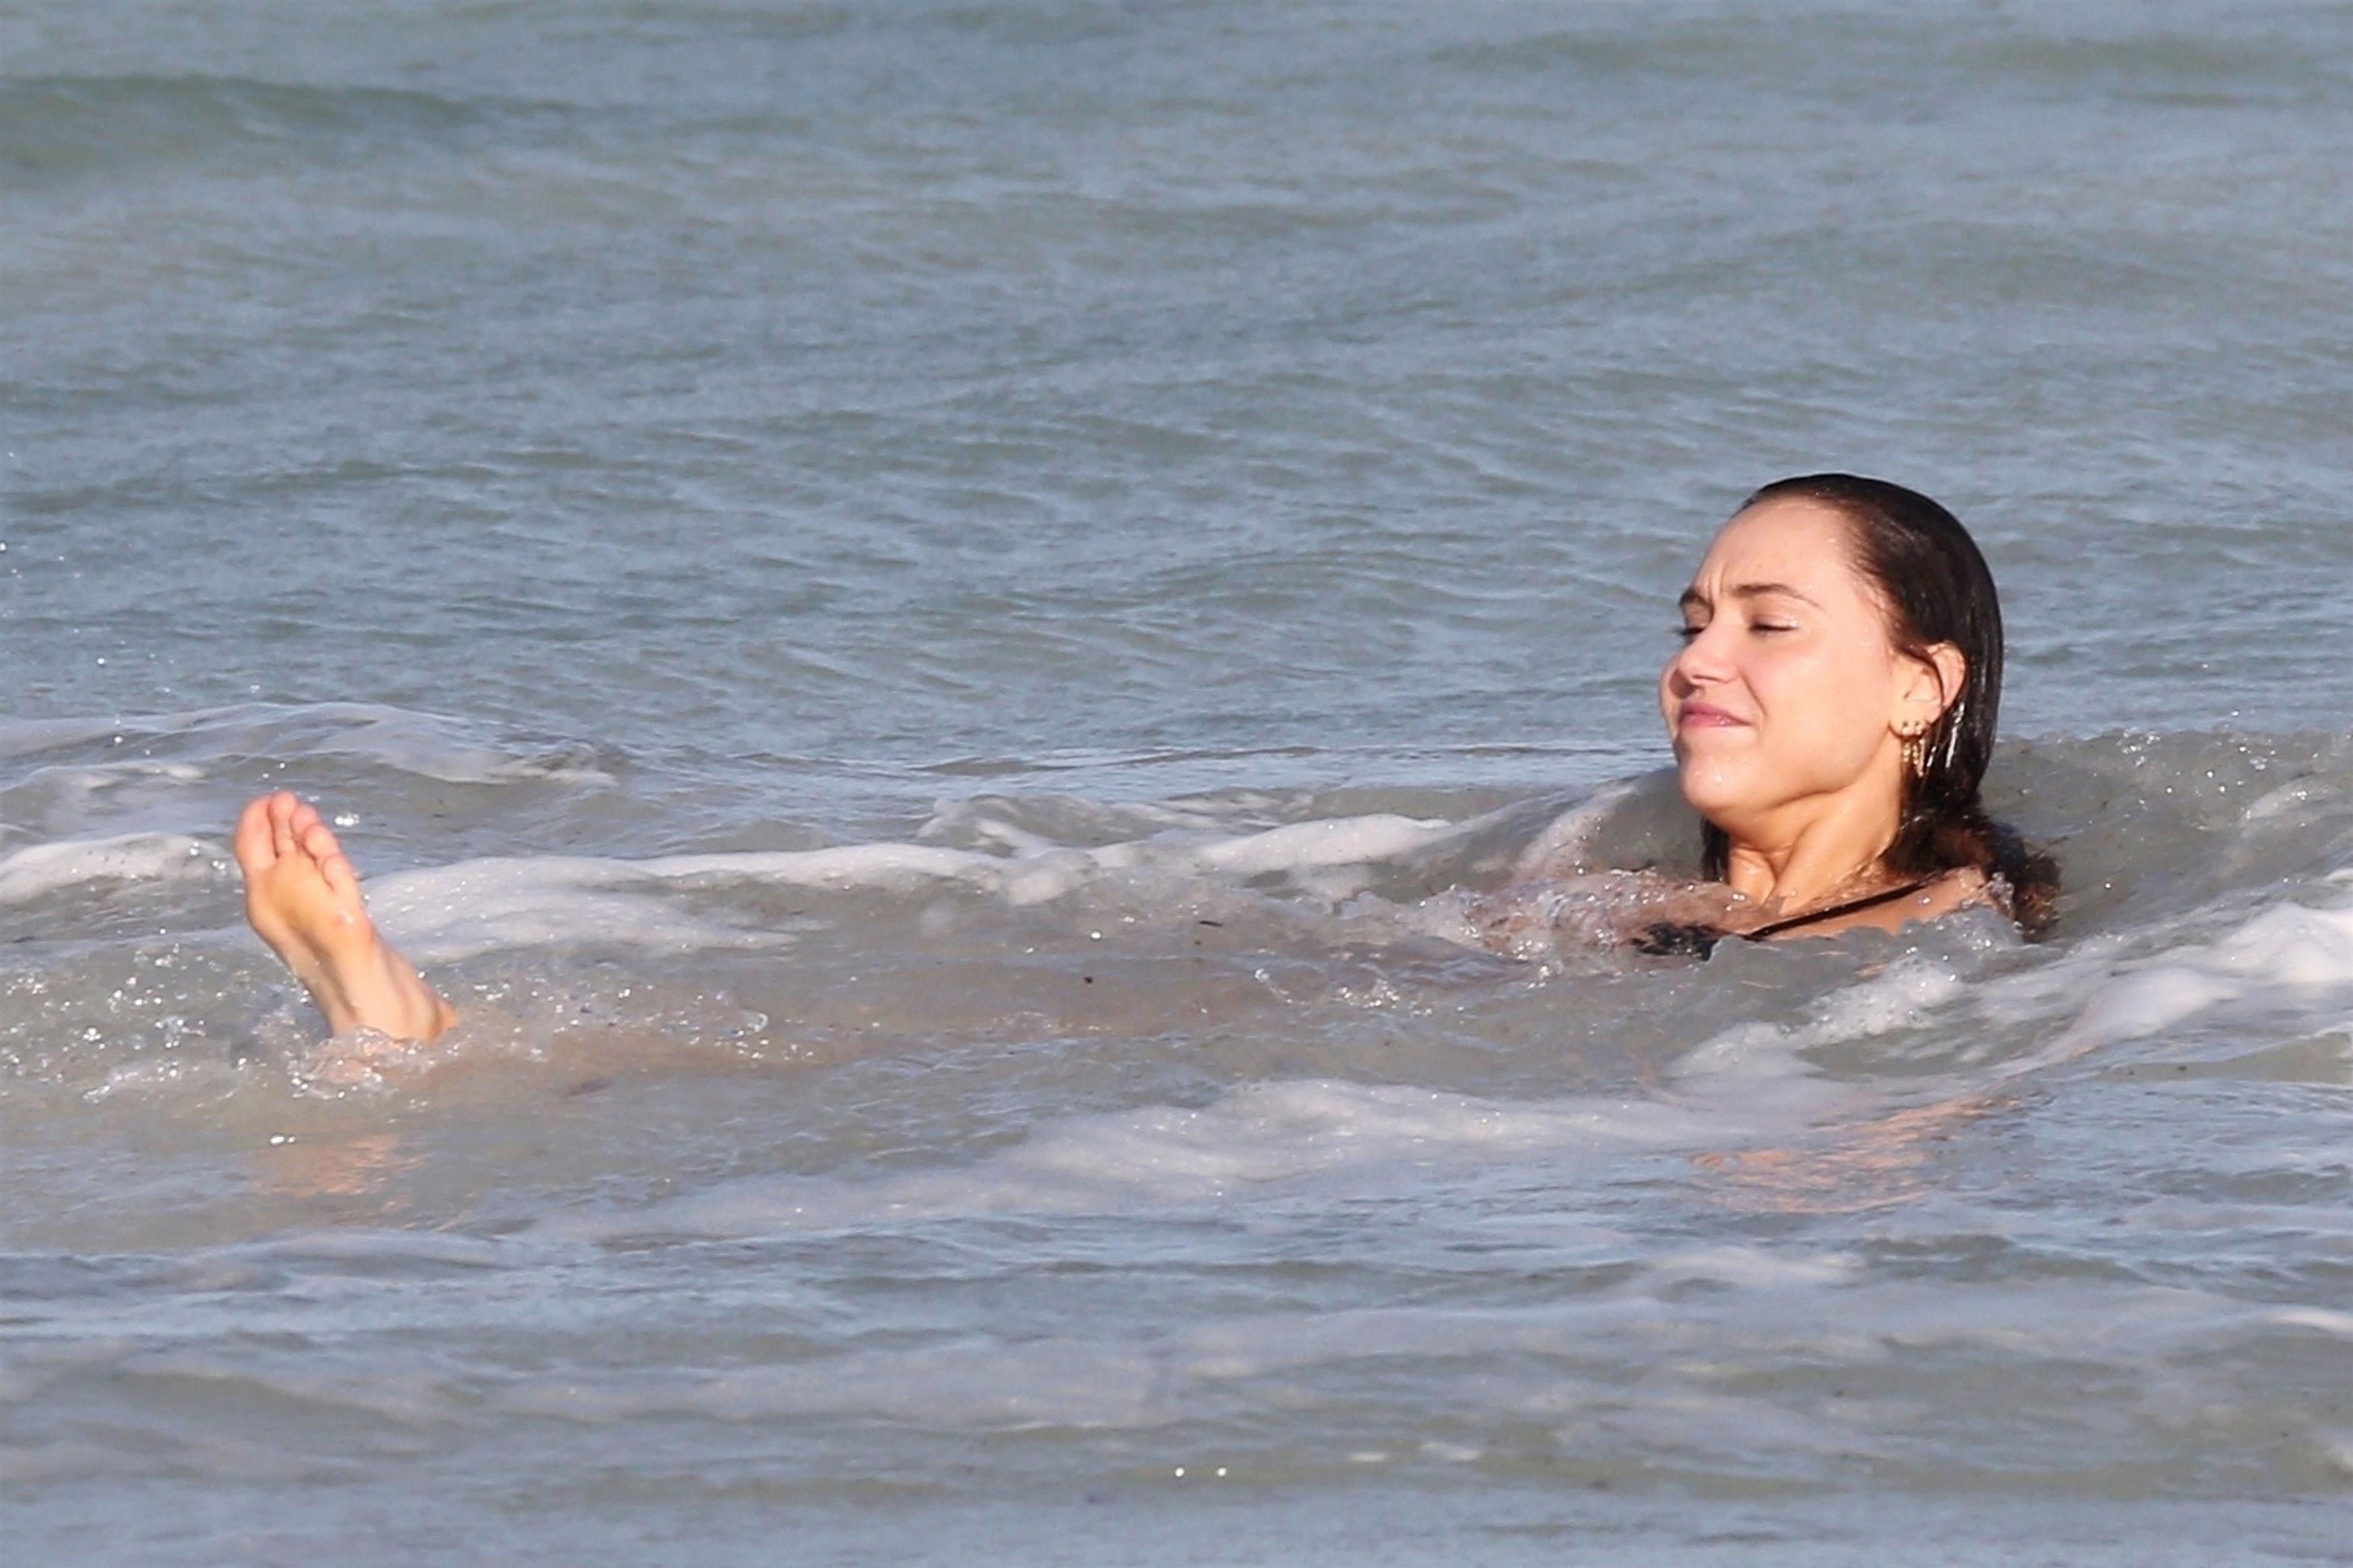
232, 790, 456, 1044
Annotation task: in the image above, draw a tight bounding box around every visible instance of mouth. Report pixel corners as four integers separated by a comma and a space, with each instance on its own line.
1675, 701, 1748, 737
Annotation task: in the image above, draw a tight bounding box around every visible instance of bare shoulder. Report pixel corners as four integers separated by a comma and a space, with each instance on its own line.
1841, 865, 1993, 936
1782, 865, 1994, 941
1913, 864, 1993, 919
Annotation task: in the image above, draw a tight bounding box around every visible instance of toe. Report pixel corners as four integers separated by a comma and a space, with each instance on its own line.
317, 849, 361, 903
268, 791, 303, 858
298, 818, 345, 868
233, 796, 278, 872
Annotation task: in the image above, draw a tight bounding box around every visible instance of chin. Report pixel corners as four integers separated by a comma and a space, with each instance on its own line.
1673, 764, 1755, 825
1675, 761, 1732, 809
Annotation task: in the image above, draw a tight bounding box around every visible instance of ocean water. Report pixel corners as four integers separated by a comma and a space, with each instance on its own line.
7, 1, 2353, 1561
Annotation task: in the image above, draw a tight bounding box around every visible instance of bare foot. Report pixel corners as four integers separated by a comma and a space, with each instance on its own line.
233, 791, 456, 1043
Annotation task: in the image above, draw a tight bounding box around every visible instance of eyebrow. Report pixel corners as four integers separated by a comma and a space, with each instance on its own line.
1679, 581, 1821, 613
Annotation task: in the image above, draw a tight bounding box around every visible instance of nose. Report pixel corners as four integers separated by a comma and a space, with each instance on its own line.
1663, 621, 1732, 694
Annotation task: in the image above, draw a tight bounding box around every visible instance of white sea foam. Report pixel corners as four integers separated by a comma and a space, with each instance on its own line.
2046, 895, 2353, 1055
348, 811, 1473, 960
1670, 954, 1981, 1108
365, 856, 780, 962
1189, 814, 1456, 875
1662, 882, 2353, 1102
640, 842, 1011, 891
0, 833, 214, 904
534, 1077, 1790, 1245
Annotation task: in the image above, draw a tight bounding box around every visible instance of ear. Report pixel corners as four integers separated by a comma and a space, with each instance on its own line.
1894, 642, 1966, 735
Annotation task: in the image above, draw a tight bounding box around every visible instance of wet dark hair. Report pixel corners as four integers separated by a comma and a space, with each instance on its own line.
1693, 473, 2059, 937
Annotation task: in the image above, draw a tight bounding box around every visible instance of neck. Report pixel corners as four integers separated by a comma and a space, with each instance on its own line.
1717, 793, 1904, 915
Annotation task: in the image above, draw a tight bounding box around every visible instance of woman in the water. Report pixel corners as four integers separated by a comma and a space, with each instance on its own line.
1630, 471, 2056, 952
233, 472, 2055, 1042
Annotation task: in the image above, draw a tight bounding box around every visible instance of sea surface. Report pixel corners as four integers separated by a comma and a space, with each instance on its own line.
7, 3, 2353, 1562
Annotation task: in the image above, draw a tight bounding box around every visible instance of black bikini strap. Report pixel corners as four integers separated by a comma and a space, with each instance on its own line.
1741, 876, 1938, 942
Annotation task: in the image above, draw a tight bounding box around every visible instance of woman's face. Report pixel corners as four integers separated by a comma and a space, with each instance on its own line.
1659, 497, 1942, 847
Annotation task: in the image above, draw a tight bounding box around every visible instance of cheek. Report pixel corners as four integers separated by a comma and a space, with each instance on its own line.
1755, 651, 1888, 759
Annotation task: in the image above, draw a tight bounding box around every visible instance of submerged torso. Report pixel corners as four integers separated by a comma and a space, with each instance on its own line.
1462, 866, 1995, 960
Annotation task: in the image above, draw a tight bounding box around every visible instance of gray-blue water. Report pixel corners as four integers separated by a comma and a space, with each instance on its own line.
7, 3, 2353, 1562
